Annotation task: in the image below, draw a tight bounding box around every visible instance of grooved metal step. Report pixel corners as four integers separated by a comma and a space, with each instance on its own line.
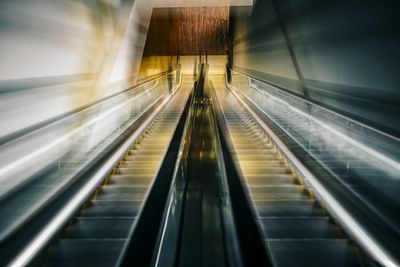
64, 217, 134, 239
94, 186, 148, 200
80, 200, 143, 217
266, 239, 361, 267
45, 240, 125, 267
260, 217, 339, 239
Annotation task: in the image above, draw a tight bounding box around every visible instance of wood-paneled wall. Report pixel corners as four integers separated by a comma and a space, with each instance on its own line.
143, 7, 229, 56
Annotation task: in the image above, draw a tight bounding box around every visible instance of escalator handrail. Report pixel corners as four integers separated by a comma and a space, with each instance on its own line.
0, 69, 177, 147
7, 78, 182, 267
230, 68, 399, 142
225, 77, 399, 267
0, 70, 179, 202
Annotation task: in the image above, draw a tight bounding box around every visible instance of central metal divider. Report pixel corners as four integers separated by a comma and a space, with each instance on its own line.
153, 64, 242, 267
177, 65, 234, 266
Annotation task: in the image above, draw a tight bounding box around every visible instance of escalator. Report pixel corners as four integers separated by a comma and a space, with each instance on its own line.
23, 83, 191, 266
211, 76, 374, 267
3, 69, 396, 267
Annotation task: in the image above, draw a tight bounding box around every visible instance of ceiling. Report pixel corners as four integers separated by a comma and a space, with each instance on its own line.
143, 7, 230, 55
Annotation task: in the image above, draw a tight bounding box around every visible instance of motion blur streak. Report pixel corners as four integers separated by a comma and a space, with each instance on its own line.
0, 83, 159, 181
0, 0, 153, 140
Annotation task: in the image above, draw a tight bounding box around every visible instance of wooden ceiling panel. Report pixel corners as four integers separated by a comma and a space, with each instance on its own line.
143, 7, 229, 56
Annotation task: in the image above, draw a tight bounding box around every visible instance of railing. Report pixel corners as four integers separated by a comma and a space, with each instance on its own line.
230, 68, 400, 161
0, 71, 172, 146
228, 69, 400, 266
0, 70, 179, 243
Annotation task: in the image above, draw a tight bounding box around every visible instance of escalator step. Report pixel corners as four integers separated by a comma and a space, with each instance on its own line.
255, 199, 324, 217
261, 217, 339, 239
94, 186, 148, 201
233, 143, 274, 150
128, 154, 166, 161
128, 150, 166, 156
240, 166, 292, 175
266, 239, 361, 267
108, 175, 153, 186
234, 154, 281, 161
237, 160, 285, 167
80, 200, 142, 217
116, 168, 157, 175
120, 161, 160, 167
249, 185, 309, 200
45, 240, 124, 267
244, 174, 298, 184
133, 144, 166, 150
64, 217, 134, 239
234, 150, 278, 157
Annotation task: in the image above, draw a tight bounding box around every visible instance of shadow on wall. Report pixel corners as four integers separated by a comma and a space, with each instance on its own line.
229, 0, 400, 137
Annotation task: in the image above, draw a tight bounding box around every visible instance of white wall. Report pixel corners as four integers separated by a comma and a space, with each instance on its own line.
0, 0, 155, 139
